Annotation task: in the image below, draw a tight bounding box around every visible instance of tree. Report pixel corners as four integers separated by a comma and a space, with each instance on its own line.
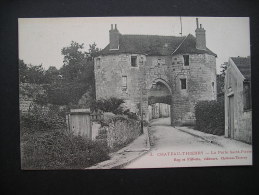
60, 41, 88, 81
217, 62, 228, 95
19, 59, 46, 84
44, 66, 60, 84
19, 59, 28, 83
88, 42, 100, 58
45, 41, 100, 106
220, 62, 228, 76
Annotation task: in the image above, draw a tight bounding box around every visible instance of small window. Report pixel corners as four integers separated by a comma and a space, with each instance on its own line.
243, 81, 251, 110
180, 79, 187, 90
131, 56, 137, 67
122, 76, 127, 90
183, 55, 189, 66
212, 82, 215, 91
96, 58, 101, 69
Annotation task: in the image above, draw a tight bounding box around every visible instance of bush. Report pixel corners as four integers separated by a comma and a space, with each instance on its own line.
194, 97, 224, 135
20, 104, 66, 135
21, 130, 109, 169
90, 97, 124, 113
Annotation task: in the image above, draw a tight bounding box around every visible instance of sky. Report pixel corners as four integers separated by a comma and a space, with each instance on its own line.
18, 17, 250, 73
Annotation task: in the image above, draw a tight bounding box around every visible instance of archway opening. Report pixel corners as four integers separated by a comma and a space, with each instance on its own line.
147, 79, 172, 126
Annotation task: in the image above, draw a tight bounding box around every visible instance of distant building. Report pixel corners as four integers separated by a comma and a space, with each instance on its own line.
224, 56, 252, 143
94, 19, 217, 126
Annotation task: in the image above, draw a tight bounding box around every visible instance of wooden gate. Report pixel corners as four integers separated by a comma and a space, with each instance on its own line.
66, 109, 92, 139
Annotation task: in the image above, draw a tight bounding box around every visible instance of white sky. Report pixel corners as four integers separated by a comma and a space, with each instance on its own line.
18, 17, 250, 74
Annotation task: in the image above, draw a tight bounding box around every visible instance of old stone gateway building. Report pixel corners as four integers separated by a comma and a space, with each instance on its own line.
94, 19, 217, 125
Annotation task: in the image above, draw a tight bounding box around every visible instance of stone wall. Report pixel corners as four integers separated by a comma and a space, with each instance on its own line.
95, 54, 146, 115
19, 83, 46, 114
95, 53, 216, 126
169, 53, 217, 125
106, 116, 141, 149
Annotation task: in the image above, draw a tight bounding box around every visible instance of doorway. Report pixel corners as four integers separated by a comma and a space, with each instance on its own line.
228, 95, 234, 138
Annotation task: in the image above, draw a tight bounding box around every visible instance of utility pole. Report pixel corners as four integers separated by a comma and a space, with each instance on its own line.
179, 16, 183, 36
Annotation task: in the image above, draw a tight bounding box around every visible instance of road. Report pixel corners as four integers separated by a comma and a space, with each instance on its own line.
124, 118, 252, 168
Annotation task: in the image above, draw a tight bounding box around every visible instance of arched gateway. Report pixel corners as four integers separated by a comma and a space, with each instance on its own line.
94, 21, 217, 126
147, 78, 172, 124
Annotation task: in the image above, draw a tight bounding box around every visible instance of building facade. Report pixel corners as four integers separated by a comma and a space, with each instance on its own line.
224, 57, 252, 143
94, 19, 217, 125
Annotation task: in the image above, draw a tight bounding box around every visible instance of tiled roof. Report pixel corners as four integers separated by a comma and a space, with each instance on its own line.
172, 34, 217, 57
231, 57, 251, 80
99, 34, 217, 57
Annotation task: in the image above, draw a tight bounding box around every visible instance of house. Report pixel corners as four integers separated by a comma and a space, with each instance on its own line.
94, 19, 217, 126
224, 57, 252, 143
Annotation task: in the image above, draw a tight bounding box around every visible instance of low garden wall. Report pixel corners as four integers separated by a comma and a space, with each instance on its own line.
103, 115, 141, 150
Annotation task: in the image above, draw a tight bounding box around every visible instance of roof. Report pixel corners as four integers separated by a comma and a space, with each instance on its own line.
98, 34, 217, 57
172, 34, 217, 57
231, 57, 251, 80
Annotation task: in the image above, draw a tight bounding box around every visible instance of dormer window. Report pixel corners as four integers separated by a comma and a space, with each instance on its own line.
131, 56, 137, 67
183, 55, 189, 66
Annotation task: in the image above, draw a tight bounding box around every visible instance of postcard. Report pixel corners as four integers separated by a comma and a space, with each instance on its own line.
19, 17, 252, 169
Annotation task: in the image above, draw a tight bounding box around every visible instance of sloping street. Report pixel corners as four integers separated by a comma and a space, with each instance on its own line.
124, 118, 252, 168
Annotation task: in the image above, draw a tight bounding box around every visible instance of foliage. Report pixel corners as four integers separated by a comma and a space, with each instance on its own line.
20, 104, 67, 135
60, 41, 98, 84
19, 60, 46, 84
121, 109, 139, 120
217, 74, 225, 96
21, 130, 109, 169
44, 66, 61, 84
194, 96, 225, 135
220, 62, 228, 76
45, 81, 89, 105
19, 41, 100, 108
217, 62, 228, 96
20, 104, 109, 169
91, 97, 125, 113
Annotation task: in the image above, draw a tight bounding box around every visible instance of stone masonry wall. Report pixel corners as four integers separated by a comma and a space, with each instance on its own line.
169, 53, 217, 125
95, 54, 146, 115
95, 53, 216, 125
106, 116, 141, 149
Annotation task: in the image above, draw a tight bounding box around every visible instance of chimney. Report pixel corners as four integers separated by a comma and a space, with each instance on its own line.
109, 24, 120, 50
195, 18, 206, 50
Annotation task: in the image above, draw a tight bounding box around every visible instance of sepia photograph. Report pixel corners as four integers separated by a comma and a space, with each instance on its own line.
18, 17, 252, 169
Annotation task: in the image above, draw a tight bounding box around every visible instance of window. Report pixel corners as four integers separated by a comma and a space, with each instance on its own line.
157, 59, 161, 65
183, 55, 189, 66
212, 82, 215, 91
96, 58, 101, 69
122, 76, 127, 90
243, 81, 251, 110
180, 79, 187, 90
131, 56, 137, 67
